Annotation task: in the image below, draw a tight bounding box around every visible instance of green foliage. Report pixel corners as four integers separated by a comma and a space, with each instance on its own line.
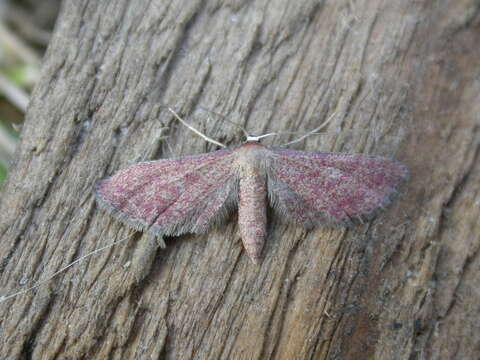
0, 162, 6, 187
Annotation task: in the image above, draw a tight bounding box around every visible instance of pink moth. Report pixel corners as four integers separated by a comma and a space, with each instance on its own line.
96, 109, 408, 264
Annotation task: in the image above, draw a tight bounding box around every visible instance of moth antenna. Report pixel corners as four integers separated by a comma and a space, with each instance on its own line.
168, 107, 227, 148
281, 111, 337, 146
0, 232, 135, 303
197, 105, 250, 138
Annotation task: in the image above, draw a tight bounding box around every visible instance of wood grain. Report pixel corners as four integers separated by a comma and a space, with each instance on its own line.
1, 0, 479, 359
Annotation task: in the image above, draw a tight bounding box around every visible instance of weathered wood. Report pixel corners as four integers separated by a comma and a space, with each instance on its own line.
1, 0, 479, 359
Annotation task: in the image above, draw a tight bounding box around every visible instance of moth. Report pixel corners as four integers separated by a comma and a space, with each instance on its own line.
96, 109, 408, 264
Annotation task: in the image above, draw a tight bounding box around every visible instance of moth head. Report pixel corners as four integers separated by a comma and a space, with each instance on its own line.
245, 133, 277, 143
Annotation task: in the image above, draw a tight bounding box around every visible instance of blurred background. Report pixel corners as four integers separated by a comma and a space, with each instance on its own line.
0, 0, 60, 186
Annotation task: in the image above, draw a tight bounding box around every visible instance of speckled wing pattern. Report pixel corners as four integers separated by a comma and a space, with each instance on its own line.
96, 149, 238, 236
267, 149, 409, 227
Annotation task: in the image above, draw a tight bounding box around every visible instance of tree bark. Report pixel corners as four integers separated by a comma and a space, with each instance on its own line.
1, 0, 479, 359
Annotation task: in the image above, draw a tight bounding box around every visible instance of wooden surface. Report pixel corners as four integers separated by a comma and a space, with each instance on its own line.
1, 1, 479, 359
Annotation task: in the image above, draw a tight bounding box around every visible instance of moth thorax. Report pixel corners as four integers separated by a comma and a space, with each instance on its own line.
234, 142, 269, 174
